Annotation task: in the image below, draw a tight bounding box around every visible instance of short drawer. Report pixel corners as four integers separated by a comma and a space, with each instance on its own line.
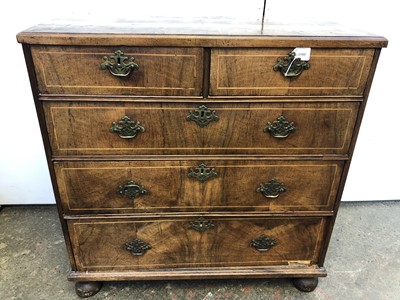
210, 48, 374, 96
31, 46, 203, 96
55, 160, 343, 213
67, 216, 326, 270
44, 101, 359, 156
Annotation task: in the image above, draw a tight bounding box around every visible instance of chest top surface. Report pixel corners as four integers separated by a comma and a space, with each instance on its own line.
17, 18, 388, 48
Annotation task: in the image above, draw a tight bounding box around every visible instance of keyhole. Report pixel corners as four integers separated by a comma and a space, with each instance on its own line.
199, 167, 205, 175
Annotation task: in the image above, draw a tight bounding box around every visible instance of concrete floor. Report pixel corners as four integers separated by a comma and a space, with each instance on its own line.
0, 201, 399, 300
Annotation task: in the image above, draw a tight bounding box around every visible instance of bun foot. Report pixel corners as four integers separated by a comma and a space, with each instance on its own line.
292, 277, 318, 292
75, 281, 102, 298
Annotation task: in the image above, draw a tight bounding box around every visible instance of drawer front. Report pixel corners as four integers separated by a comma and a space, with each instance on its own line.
68, 216, 326, 270
210, 48, 374, 96
31, 46, 203, 96
44, 101, 359, 155
55, 160, 343, 213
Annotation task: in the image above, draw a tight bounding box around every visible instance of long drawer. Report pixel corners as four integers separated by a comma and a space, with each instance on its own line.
55, 160, 343, 213
31, 46, 203, 96
44, 101, 359, 156
210, 48, 374, 96
68, 216, 326, 271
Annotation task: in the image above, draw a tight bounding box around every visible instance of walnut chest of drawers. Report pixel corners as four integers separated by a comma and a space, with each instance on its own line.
17, 20, 387, 297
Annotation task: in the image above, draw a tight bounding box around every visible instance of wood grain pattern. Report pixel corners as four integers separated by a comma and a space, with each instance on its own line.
67, 216, 326, 270
210, 48, 374, 96
43, 101, 359, 156
54, 160, 343, 213
31, 46, 203, 96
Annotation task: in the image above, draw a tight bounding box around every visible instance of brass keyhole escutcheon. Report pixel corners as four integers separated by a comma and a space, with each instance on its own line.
187, 105, 219, 127
188, 163, 218, 182
188, 217, 215, 233
100, 50, 139, 77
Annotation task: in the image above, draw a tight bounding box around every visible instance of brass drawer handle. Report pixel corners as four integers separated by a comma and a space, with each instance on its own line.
125, 238, 151, 256
257, 179, 286, 199
188, 163, 218, 182
250, 235, 277, 252
187, 105, 219, 127
110, 116, 144, 139
264, 115, 295, 139
273, 51, 310, 77
189, 217, 215, 232
100, 50, 139, 77
118, 181, 148, 199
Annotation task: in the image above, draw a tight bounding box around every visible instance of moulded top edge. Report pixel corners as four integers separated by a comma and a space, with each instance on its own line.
16, 19, 388, 48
